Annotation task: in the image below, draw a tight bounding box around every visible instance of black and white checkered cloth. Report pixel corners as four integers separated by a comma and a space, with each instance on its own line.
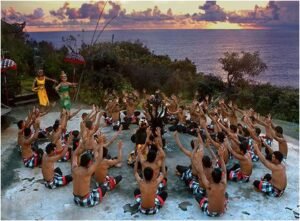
1, 59, 17, 71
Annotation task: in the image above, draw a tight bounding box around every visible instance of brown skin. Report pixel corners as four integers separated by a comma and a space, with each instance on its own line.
270, 127, 288, 158
72, 144, 103, 197
138, 127, 166, 180
202, 121, 229, 164
195, 146, 227, 214
20, 129, 39, 159
94, 141, 123, 183
168, 107, 186, 125
49, 111, 68, 153
253, 142, 287, 190
124, 97, 138, 117
225, 138, 252, 176
173, 131, 198, 176
134, 159, 164, 209
42, 135, 73, 181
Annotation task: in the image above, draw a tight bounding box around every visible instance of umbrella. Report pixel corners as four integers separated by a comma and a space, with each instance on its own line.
63, 52, 85, 101
1, 58, 17, 104
1, 58, 17, 72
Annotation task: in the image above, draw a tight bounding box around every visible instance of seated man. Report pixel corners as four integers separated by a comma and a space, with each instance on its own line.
174, 131, 201, 194
137, 128, 167, 193
253, 142, 286, 197
226, 139, 252, 183
20, 128, 44, 168
168, 106, 187, 133
42, 141, 73, 189
134, 163, 168, 215
94, 141, 123, 191
72, 144, 107, 207
194, 146, 228, 217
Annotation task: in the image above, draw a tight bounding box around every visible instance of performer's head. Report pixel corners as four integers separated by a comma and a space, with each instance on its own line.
60, 71, 67, 82
37, 69, 44, 77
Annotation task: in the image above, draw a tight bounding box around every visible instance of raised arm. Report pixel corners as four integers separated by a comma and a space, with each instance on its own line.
253, 141, 277, 171
106, 141, 123, 167
104, 125, 122, 148
201, 121, 220, 149
194, 149, 210, 189
217, 147, 227, 185
225, 138, 244, 161
134, 155, 143, 183
173, 131, 192, 158
87, 144, 103, 175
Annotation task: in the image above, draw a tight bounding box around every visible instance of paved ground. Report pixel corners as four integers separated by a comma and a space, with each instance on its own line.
1, 107, 299, 220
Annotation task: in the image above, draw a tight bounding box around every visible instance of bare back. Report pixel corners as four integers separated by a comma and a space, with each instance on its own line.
206, 182, 227, 213
72, 167, 92, 196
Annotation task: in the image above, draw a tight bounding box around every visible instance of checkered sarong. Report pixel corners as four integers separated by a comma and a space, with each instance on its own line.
135, 194, 165, 215
229, 168, 250, 183
189, 177, 206, 195
198, 196, 228, 217
73, 187, 104, 207
258, 180, 285, 197
44, 173, 67, 189
23, 153, 39, 168
181, 168, 193, 182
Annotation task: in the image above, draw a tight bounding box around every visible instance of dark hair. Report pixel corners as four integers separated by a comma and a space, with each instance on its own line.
239, 140, 248, 154
147, 148, 157, 163
250, 116, 256, 123
202, 155, 212, 168
82, 113, 88, 119
53, 122, 59, 132
80, 153, 92, 167
103, 147, 108, 158
143, 167, 153, 181
212, 168, 222, 183
242, 127, 250, 137
17, 120, 24, 129
255, 127, 261, 136
179, 105, 184, 109
72, 130, 80, 138
46, 143, 56, 154
217, 132, 225, 143
275, 126, 283, 135
85, 120, 93, 130
190, 140, 195, 150
24, 128, 31, 137
230, 125, 237, 133
273, 151, 283, 163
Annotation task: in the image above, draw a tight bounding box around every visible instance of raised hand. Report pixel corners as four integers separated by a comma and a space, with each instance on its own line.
118, 140, 123, 150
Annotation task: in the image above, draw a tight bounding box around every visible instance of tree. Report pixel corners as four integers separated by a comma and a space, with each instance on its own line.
219, 51, 267, 90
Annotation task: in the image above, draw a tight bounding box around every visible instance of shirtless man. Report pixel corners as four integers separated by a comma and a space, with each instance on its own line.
50, 111, 70, 161
20, 128, 44, 168
133, 162, 168, 215
226, 139, 253, 183
42, 138, 73, 189
123, 93, 139, 123
174, 131, 205, 195
137, 127, 167, 192
17, 108, 35, 151
72, 143, 107, 207
168, 106, 187, 133
111, 98, 122, 130
202, 121, 229, 164
94, 141, 123, 191
255, 114, 274, 146
194, 146, 228, 217
269, 125, 288, 159
253, 142, 286, 197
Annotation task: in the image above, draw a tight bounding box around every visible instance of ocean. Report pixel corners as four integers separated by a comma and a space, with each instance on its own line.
28, 29, 299, 88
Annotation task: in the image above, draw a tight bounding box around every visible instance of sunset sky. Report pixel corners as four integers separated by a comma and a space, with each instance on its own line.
1, 1, 299, 32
